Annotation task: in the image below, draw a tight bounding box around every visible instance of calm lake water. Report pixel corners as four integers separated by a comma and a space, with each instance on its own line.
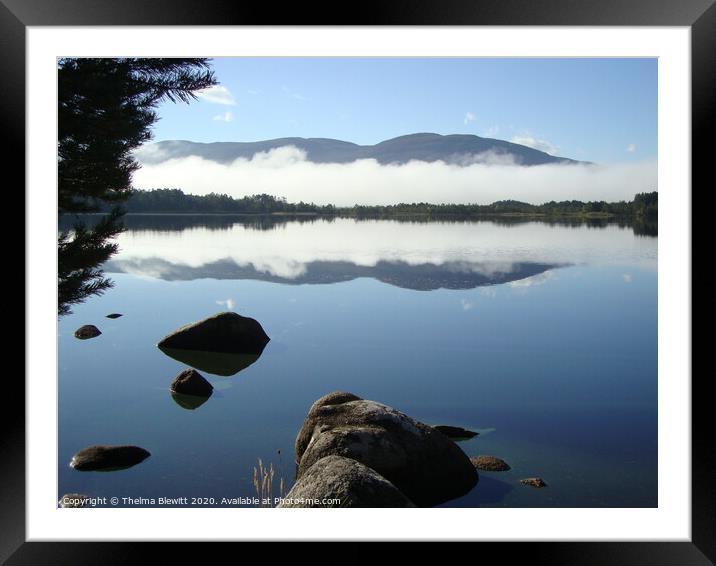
58, 215, 658, 507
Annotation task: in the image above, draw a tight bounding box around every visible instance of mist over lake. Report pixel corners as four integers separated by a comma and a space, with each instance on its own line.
132, 143, 657, 206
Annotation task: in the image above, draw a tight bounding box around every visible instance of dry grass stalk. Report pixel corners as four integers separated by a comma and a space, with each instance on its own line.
252, 457, 286, 507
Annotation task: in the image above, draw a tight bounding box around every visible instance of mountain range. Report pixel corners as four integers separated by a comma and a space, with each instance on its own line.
138, 133, 581, 166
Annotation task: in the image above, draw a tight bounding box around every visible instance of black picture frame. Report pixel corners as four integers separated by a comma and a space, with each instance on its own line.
9, 0, 706, 562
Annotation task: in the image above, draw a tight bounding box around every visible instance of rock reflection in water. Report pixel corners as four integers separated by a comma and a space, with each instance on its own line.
170, 391, 212, 410
158, 347, 264, 377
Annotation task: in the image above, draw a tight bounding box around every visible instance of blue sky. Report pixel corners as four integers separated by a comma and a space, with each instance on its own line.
150, 58, 657, 165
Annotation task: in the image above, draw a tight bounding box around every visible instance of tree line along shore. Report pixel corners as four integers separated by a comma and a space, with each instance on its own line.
90, 188, 658, 221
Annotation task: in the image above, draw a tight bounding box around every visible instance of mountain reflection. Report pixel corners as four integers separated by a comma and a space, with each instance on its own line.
107, 257, 564, 291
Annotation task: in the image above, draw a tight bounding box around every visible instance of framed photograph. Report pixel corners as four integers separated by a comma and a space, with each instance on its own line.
11, 0, 707, 562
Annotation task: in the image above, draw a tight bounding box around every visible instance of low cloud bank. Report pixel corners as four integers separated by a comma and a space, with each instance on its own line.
133, 146, 657, 206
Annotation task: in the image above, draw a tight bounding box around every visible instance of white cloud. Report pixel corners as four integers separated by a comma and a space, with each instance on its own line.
626, 143, 637, 152
464, 111, 476, 125
509, 270, 555, 289
212, 111, 233, 123
216, 298, 236, 309
511, 134, 559, 156
133, 146, 658, 207
197, 85, 236, 105
247, 89, 262, 95
461, 299, 475, 311
623, 274, 633, 283
482, 125, 500, 138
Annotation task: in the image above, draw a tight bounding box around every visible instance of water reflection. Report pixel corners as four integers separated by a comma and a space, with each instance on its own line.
170, 391, 212, 410
59, 213, 657, 236
58, 210, 124, 316
59, 213, 322, 234
158, 346, 264, 377
111, 257, 564, 291
59, 214, 656, 314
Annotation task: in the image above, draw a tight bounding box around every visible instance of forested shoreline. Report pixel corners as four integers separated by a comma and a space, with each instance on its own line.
97, 188, 658, 221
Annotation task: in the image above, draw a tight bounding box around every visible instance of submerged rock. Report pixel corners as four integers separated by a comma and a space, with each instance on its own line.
434, 425, 479, 440
70, 445, 150, 471
170, 368, 213, 398
295, 391, 478, 507
74, 325, 101, 339
58, 493, 89, 508
159, 347, 262, 377
157, 312, 270, 355
106, 313, 123, 319
470, 455, 511, 472
278, 455, 415, 508
520, 477, 548, 488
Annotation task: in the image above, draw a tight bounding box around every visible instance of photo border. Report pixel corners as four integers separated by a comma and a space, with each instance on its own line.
9, 0, 706, 561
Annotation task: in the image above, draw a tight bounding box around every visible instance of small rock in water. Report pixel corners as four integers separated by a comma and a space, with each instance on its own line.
434, 425, 479, 440
70, 445, 150, 471
74, 325, 101, 340
58, 493, 90, 507
471, 455, 511, 472
106, 313, 123, 319
170, 368, 214, 398
520, 477, 548, 488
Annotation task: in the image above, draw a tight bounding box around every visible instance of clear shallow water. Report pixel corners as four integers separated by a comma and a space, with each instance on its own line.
58, 216, 657, 507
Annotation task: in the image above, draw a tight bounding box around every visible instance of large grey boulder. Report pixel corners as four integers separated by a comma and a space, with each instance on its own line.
158, 312, 269, 354
295, 391, 362, 457
70, 445, 150, 471
278, 455, 415, 508
295, 392, 478, 507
